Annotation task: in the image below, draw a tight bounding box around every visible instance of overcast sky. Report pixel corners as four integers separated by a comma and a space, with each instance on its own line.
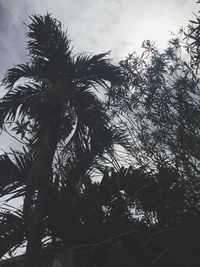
0, 0, 199, 151
0, 0, 199, 71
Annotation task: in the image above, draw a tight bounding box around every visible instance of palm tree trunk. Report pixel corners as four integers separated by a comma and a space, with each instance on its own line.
24, 120, 59, 256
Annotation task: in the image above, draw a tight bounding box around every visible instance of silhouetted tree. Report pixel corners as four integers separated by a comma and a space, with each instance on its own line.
112, 26, 200, 208
0, 14, 124, 258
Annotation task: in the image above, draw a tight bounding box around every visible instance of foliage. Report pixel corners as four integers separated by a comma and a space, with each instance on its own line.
113, 29, 200, 207
1, 6, 200, 267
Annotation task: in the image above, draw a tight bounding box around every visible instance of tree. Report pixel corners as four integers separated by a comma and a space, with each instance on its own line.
0, 14, 124, 256
111, 29, 200, 206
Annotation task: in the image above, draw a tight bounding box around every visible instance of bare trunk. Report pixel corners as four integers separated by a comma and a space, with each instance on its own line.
24, 121, 59, 257
24, 83, 68, 260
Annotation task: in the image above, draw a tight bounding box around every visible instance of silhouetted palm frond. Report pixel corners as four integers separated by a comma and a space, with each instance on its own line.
0, 209, 25, 259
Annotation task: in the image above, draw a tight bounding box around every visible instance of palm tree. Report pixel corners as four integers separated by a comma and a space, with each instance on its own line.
0, 14, 123, 256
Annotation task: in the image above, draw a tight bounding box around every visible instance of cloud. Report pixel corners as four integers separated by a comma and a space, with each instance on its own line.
0, 0, 198, 65
0, 0, 198, 153
0, 0, 124, 61
0, 1, 27, 76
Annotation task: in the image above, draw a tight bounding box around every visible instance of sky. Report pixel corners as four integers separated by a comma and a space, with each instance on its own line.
0, 0, 199, 72
0, 0, 199, 151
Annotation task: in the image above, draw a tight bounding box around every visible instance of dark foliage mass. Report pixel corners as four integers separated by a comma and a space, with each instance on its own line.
0, 6, 200, 267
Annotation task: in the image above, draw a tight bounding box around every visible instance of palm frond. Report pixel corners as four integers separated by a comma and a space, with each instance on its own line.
0, 83, 45, 127
72, 52, 123, 90
27, 14, 71, 63
0, 150, 31, 199
2, 64, 37, 90
0, 209, 25, 259
109, 125, 133, 154
2, 61, 53, 90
